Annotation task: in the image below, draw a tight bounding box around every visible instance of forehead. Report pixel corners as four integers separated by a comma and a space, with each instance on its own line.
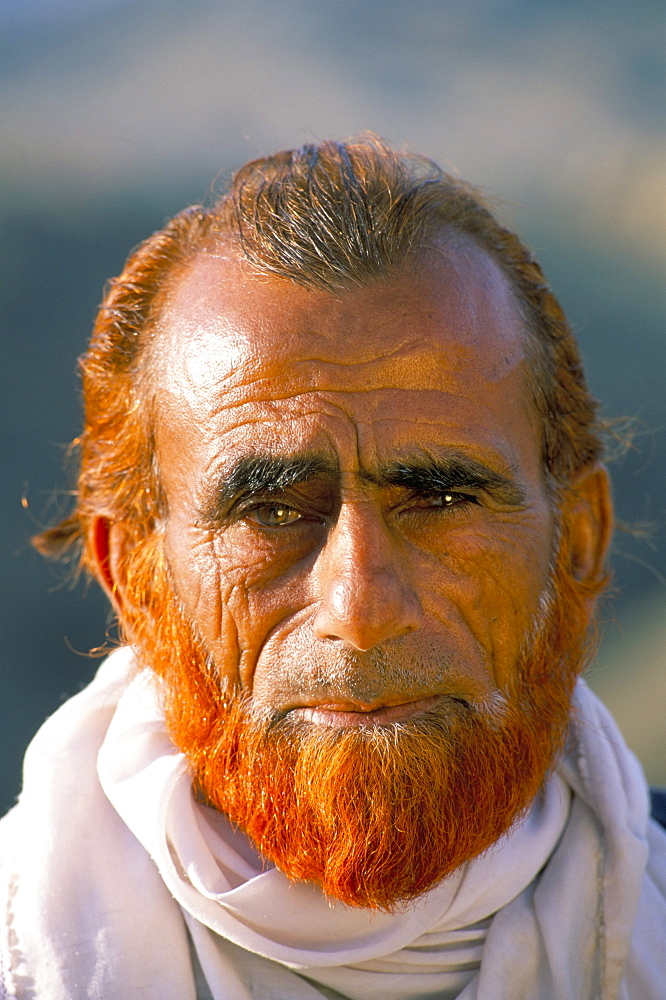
155, 235, 527, 383
151, 237, 536, 477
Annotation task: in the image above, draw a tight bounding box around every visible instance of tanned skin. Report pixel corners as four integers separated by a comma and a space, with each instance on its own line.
91, 234, 611, 909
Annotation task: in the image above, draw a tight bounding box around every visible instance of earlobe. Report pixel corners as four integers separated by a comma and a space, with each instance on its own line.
89, 516, 129, 614
563, 463, 613, 588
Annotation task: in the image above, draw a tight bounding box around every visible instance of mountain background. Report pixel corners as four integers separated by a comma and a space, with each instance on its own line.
1, 0, 664, 815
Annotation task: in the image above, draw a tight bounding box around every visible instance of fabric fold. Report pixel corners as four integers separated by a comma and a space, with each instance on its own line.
96, 656, 571, 977
1, 645, 664, 1000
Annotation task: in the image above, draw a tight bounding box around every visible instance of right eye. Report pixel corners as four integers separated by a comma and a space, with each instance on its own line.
244, 504, 304, 527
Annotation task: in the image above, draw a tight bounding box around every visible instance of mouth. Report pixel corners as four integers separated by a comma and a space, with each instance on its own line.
287, 694, 446, 728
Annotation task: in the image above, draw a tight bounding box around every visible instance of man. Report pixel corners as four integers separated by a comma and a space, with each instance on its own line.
1, 136, 664, 999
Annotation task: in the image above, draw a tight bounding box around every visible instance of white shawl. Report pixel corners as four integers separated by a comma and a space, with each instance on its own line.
1, 646, 664, 999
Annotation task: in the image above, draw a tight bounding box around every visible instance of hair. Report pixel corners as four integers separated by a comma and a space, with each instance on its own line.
116, 462, 591, 911
34, 134, 603, 580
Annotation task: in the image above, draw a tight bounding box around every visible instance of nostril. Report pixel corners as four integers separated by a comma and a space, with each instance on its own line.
312, 576, 421, 650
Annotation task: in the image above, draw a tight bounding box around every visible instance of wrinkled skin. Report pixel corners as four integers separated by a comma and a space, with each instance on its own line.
100, 233, 609, 728
145, 236, 559, 724
90, 234, 612, 907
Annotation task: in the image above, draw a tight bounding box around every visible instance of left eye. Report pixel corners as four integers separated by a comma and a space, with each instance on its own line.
245, 505, 303, 527
407, 491, 476, 511
430, 492, 473, 507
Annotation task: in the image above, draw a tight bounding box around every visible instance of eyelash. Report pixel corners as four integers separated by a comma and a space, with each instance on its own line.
398, 492, 480, 522
240, 491, 479, 529
243, 503, 319, 528
414, 491, 478, 508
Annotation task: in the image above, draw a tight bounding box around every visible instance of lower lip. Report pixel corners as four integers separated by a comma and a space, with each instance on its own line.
291, 694, 445, 728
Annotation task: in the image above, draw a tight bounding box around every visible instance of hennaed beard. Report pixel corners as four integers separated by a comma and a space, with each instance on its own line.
123, 538, 590, 912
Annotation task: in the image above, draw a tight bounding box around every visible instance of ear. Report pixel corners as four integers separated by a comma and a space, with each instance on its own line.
89, 515, 131, 615
561, 462, 613, 589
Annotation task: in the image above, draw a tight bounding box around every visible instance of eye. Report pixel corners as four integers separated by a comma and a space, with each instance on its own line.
430, 492, 476, 508
404, 491, 479, 515
245, 504, 304, 527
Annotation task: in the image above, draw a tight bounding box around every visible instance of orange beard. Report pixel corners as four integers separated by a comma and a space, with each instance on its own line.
122, 533, 592, 912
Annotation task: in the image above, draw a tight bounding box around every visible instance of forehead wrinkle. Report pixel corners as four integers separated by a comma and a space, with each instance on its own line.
156, 319, 529, 420
154, 235, 531, 419
204, 353, 489, 399
359, 415, 530, 466
161, 332, 523, 406
157, 319, 427, 402
199, 377, 507, 424
199, 396, 373, 441
160, 334, 523, 409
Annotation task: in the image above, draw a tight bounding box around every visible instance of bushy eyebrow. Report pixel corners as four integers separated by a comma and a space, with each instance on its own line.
198, 449, 526, 522
198, 453, 338, 520
362, 455, 526, 506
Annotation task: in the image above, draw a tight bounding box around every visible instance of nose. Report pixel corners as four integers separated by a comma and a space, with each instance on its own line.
312, 502, 422, 650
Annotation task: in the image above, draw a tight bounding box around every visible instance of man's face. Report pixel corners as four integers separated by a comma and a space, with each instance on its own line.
124, 237, 592, 909
154, 237, 555, 720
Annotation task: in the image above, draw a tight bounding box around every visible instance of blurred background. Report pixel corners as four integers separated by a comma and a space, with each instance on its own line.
1, 0, 664, 815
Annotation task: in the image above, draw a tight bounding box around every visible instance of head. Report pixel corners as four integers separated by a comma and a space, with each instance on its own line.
37, 136, 612, 910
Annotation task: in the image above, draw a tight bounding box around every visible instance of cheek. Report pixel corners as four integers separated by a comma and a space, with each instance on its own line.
411, 511, 554, 684
164, 521, 316, 689
163, 526, 243, 684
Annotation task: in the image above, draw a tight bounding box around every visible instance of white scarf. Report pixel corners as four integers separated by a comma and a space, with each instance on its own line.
1, 646, 664, 999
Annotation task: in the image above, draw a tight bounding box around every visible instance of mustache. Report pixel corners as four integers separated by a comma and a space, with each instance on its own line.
262, 631, 456, 697
241, 629, 516, 731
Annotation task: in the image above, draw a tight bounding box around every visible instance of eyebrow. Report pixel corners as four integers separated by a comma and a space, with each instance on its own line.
198, 453, 338, 520
361, 454, 526, 506
198, 449, 525, 522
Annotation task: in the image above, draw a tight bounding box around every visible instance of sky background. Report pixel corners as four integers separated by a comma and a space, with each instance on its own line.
1, 0, 664, 814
